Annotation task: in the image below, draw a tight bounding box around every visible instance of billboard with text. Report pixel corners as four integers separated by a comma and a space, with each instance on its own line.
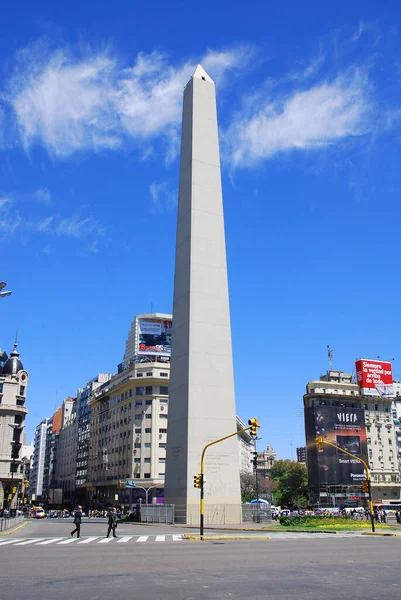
137, 317, 172, 357
355, 359, 393, 397
305, 406, 368, 486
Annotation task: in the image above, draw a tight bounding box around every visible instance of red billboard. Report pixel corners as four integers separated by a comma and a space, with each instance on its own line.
355, 359, 393, 391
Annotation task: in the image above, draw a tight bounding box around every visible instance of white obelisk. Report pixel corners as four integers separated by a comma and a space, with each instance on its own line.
164, 65, 241, 524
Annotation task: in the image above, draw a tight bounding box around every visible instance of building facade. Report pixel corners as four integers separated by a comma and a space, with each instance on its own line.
256, 446, 277, 479
304, 369, 401, 506
296, 447, 307, 464
30, 419, 49, 501
0, 343, 29, 511
87, 360, 170, 507
55, 400, 78, 504
75, 374, 113, 503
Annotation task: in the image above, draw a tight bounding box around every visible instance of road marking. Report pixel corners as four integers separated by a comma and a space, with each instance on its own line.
58, 538, 78, 544
155, 535, 165, 542
36, 538, 63, 545
0, 538, 26, 546
117, 536, 133, 543
172, 535, 183, 541
78, 537, 99, 544
136, 536, 149, 542
98, 537, 114, 543
13, 539, 42, 546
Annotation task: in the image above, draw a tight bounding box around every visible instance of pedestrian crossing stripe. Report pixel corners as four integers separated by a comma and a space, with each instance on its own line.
0, 534, 184, 547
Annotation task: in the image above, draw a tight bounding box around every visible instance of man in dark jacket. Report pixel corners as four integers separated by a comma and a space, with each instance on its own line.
70, 506, 83, 538
106, 507, 118, 538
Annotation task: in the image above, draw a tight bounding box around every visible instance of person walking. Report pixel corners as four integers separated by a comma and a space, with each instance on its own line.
106, 507, 118, 538
70, 506, 83, 538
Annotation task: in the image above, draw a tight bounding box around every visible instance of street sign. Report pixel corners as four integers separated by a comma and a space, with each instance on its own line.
125, 479, 136, 489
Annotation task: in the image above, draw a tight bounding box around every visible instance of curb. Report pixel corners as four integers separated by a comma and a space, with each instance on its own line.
362, 531, 400, 537
184, 534, 269, 541
0, 521, 29, 537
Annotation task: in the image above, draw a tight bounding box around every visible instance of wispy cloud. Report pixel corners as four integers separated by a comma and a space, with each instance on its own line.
0, 197, 104, 251
149, 181, 177, 212
4, 43, 251, 160
33, 187, 52, 205
227, 69, 372, 167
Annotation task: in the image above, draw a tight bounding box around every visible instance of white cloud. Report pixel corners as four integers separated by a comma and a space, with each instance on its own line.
149, 181, 176, 212
33, 187, 52, 204
0, 196, 14, 210
5, 44, 250, 159
228, 70, 372, 167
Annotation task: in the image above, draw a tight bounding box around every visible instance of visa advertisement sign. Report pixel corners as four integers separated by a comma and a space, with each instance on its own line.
355, 359, 393, 397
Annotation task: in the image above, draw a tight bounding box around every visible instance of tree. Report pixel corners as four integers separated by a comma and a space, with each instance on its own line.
240, 471, 278, 503
270, 460, 309, 508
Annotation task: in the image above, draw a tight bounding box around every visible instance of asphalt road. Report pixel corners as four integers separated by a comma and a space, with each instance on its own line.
1, 519, 400, 600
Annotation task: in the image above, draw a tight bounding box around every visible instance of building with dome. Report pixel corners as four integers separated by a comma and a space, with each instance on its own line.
0, 342, 29, 511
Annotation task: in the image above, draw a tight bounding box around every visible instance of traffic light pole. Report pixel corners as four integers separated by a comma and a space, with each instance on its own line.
199, 421, 260, 540
315, 438, 375, 533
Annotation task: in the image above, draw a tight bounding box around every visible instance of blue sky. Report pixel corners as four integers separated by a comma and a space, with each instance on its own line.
1, 1, 401, 458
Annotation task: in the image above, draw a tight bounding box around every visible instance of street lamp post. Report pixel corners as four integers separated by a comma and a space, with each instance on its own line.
0, 282, 12, 298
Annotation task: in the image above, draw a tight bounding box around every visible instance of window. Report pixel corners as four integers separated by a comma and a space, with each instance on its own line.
145, 386, 152, 395
159, 443, 166, 449
136, 387, 144, 396
160, 398, 168, 404
145, 414, 152, 419
144, 473, 151, 479
146, 372, 153, 376
0, 383, 3, 393
159, 458, 166, 463
160, 372, 168, 377
134, 458, 140, 464
135, 428, 141, 434
160, 414, 168, 420
135, 415, 141, 421
158, 473, 165, 478
19, 385, 25, 396
145, 428, 151, 434
160, 386, 168, 395
134, 443, 141, 448
135, 401, 142, 407
159, 428, 167, 434
145, 443, 151, 448
144, 457, 151, 463
146, 400, 152, 405
137, 373, 143, 378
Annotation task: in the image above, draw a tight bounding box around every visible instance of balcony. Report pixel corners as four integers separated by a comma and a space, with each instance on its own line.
0, 403, 28, 415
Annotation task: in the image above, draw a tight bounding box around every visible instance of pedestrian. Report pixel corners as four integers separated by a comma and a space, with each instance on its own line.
106, 507, 118, 538
70, 506, 83, 538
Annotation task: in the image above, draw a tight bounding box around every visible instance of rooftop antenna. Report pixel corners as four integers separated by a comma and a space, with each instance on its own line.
327, 345, 334, 371
15, 327, 18, 346
150, 301, 154, 313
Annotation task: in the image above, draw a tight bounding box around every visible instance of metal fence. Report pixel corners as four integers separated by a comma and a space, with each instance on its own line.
242, 504, 272, 523
0, 515, 24, 532
139, 504, 174, 524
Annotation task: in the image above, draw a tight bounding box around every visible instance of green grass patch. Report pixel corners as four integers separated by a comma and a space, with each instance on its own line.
279, 515, 392, 530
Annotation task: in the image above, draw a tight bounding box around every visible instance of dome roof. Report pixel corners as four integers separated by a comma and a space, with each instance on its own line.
1, 343, 24, 375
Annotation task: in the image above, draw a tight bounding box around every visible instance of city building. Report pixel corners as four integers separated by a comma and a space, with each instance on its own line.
55, 400, 78, 505
30, 419, 49, 501
304, 368, 401, 506
87, 360, 170, 507
296, 447, 307, 464
75, 374, 113, 504
0, 342, 29, 510
256, 446, 277, 479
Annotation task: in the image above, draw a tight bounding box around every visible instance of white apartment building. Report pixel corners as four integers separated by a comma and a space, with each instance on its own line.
0, 343, 29, 510
30, 419, 49, 501
55, 400, 78, 502
87, 361, 170, 506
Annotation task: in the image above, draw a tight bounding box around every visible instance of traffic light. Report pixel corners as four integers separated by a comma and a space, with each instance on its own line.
23, 498, 27, 504
12, 487, 17, 495
24, 480, 29, 489
248, 418, 260, 437
194, 474, 202, 489
118, 480, 122, 488
362, 480, 369, 493
316, 437, 324, 451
